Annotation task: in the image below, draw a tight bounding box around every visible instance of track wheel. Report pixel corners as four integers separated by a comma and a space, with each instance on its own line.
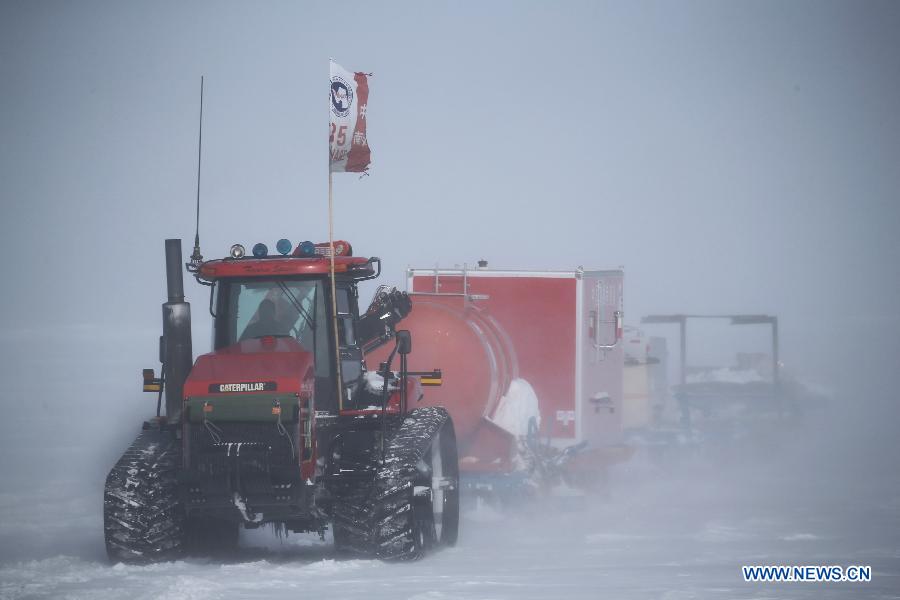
371, 407, 459, 560
331, 487, 371, 555
415, 421, 459, 548
103, 429, 186, 563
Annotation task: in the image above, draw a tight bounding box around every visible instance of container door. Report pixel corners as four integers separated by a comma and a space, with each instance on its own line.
578, 271, 624, 446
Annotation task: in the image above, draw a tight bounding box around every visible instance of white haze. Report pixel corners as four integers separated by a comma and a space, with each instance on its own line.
1, 1, 898, 599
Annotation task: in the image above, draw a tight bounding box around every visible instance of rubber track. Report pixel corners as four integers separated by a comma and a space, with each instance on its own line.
331, 483, 372, 555
103, 429, 185, 563
330, 407, 450, 559
367, 407, 450, 560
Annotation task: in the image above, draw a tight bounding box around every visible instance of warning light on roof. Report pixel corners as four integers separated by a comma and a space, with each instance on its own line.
230, 244, 245, 259
252, 243, 268, 258
276, 238, 292, 255
293, 240, 316, 257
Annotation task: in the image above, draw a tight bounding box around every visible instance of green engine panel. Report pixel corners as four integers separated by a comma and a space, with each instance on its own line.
185, 394, 299, 423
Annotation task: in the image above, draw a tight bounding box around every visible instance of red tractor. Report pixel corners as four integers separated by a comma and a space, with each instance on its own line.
103, 239, 459, 562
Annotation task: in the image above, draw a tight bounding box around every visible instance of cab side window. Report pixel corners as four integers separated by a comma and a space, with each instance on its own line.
335, 286, 363, 396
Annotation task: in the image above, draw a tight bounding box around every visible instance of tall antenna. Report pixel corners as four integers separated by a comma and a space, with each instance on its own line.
187, 76, 204, 273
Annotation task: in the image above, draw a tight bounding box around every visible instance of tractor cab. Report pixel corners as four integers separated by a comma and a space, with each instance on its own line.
191, 239, 383, 415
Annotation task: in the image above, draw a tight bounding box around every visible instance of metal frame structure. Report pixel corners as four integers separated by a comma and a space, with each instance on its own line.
640, 314, 779, 388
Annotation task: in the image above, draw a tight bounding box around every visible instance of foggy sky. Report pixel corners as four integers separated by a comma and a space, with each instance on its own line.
0, 4, 899, 589
1, 0, 899, 388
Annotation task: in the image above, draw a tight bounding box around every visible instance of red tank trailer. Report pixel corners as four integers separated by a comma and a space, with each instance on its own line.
367, 264, 630, 492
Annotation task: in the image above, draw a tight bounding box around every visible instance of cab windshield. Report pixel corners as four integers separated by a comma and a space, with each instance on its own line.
217, 279, 325, 354
213, 277, 360, 412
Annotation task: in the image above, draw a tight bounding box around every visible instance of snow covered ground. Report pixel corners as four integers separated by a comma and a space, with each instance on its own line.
2, 431, 898, 599
0, 336, 898, 599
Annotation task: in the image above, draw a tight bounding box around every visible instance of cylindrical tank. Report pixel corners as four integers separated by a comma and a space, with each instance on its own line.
366, 296, 517, 443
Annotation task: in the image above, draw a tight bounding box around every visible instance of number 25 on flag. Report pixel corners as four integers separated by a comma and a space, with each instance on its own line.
330, 123, 347, 146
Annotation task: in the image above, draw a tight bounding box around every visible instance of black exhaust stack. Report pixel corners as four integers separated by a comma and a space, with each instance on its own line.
162, 239, 193, 421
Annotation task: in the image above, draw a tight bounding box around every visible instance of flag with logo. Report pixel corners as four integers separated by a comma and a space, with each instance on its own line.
329, 60, 371, 173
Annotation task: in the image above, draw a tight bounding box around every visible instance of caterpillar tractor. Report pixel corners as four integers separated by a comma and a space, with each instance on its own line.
103, 238, 459, 563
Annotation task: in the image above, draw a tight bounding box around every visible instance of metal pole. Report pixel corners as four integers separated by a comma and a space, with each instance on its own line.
328, 170, 344, 410
679, 317, 687, 386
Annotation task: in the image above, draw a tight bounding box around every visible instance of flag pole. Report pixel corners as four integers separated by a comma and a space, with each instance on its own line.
328, 169, 344, 410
